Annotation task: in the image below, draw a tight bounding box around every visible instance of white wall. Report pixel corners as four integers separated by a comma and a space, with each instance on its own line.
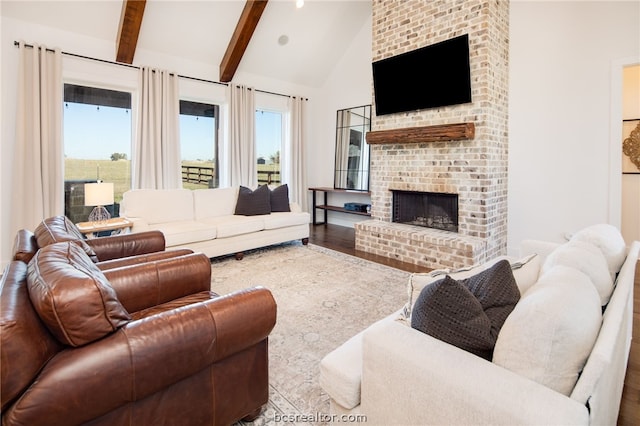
508, 1, 640, 254
308, 13, 373, 227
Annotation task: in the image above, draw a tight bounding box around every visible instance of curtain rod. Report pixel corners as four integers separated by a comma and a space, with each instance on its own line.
13, 41, 308, 100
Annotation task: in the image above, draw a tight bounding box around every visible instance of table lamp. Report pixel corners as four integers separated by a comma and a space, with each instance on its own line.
84, 182, 114, 222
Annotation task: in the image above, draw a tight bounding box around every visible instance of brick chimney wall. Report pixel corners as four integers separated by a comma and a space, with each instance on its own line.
355, 0, 509, 269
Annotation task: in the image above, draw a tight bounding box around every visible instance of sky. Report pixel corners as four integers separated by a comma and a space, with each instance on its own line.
64, 102, 283, 163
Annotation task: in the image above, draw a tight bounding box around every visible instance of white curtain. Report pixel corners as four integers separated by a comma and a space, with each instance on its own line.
228, 84, 256, 188
134, 67, 181, 189
284, 96, 308, 211
11, 41, 63, 234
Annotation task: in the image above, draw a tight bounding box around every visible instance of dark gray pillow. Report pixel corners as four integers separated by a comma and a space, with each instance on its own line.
270, 184, 291, 212
411, 259, 520, 360
464, 259, 521, 336
234, 185, 271, 216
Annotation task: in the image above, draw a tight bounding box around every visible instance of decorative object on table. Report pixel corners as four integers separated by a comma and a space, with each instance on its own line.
622, 119, 640, 173
343, 202, 370, 213
84, 181, 114, 222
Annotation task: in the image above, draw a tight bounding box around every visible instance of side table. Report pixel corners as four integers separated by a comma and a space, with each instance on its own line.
75, 217, 133, 239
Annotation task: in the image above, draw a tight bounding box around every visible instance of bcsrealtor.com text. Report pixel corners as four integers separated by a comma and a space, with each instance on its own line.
274, 413, 367, 423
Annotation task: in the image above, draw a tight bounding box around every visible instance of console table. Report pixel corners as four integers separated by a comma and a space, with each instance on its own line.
309, 187, 371, 225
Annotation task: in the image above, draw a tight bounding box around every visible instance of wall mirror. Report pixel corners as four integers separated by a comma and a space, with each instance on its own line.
334, 104, 371, 191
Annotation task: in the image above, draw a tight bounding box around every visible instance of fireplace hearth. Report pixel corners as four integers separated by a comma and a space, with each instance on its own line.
392, 190, 458, 233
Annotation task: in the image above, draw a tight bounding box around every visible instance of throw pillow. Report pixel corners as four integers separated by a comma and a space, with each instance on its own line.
270, 184, 291, 212
411, 275, 494, 359
401, 254, 537, 323
464, 259, 522, 337
411, 259, 520, 360
34, 215, 98, 262
541, 240, 613, 306
234, 185, 271, 216
493, 265, 602, 396
27, 241, 131, 347
570, 224, 626, 277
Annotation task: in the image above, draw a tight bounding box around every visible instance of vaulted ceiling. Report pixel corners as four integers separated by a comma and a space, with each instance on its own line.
2, 0, 372, 87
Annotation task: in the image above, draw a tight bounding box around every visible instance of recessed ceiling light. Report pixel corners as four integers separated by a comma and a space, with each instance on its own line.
296, 0, 304, 9
278, 35, 289, 46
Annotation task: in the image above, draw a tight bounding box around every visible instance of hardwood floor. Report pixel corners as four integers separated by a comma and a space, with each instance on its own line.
308, 223, 431, 273
308, 224, 640, 424
619, 258, 640, 425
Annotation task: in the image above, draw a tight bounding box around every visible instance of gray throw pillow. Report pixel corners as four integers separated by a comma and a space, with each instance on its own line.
234, 185, 272, 216
411, 259, 520, 360
270, 184, 291, 212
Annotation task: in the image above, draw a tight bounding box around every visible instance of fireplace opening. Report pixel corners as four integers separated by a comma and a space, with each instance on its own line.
392, 190, 458, 232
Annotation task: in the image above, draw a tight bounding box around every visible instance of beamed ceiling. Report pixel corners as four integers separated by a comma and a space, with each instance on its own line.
2, 0, 372, 87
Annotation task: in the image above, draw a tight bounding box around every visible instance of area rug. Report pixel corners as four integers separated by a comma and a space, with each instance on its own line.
209, 242, 411, 425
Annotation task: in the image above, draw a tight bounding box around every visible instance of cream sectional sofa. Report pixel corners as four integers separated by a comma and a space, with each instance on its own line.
320, 224, 639, 425
120, 187, 310, 259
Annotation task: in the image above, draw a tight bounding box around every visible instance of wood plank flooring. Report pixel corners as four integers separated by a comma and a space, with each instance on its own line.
308, 224, 640, 424
308, 223, 431, 273
619, 257, 640, 425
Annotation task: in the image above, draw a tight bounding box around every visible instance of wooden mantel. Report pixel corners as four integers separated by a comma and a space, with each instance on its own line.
366, 122, 475, 145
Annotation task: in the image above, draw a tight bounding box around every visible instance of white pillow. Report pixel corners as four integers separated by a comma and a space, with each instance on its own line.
541, 240, 613, 306
571, 224, 626, 276
399, 254, 540, 322
493, 266, 602, 396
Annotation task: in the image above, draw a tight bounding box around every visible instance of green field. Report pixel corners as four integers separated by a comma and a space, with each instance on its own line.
65, 158, 280, 203
65, 159, 132, 203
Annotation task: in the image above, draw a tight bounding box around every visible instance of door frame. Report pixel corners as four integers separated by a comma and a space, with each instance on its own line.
608, 56, 640, 228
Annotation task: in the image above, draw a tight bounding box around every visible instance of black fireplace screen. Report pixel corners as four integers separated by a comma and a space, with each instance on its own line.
392, 190, 458, 232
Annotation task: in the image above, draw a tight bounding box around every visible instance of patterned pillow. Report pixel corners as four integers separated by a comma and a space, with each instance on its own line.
401, 254, 539, 323
411, 259, 520, 360
270, 184, 291, 212
234, 185, 271, 216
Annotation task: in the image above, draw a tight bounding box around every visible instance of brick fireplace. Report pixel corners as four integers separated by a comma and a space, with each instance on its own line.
355, 0, 509, 270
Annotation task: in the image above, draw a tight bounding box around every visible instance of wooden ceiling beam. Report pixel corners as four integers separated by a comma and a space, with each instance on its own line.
116, 0, 147, 64
219, 0, 268, 83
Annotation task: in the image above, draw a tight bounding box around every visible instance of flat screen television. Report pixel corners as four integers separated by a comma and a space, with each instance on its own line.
372, 34, 472, 116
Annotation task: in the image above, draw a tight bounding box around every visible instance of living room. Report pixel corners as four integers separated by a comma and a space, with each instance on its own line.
1, 0, 639, 424
0, 1, 639, 263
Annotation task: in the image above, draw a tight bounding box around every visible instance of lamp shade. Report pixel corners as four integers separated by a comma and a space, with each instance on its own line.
84, 182, 114, 206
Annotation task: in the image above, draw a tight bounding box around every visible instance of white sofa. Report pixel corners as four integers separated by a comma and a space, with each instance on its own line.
320, 224, 639, 425
120, 187, 310, 259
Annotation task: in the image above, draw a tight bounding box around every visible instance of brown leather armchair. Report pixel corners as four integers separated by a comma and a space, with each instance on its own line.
1, 241, 277, 426
13, 215, 192, 269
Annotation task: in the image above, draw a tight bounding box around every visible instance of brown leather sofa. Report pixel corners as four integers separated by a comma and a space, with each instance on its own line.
13, 215, 193, 269
1, 241, 277, 425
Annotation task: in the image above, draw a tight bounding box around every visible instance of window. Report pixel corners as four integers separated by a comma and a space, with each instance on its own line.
180, 100, 219, 189
63, 84, 132, 223
256, 109, 283, 186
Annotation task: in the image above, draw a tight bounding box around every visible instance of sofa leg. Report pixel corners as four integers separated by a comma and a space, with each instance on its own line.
242, 406, 263, 422
235, 252, 244, 260
302, 238, 309, 245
